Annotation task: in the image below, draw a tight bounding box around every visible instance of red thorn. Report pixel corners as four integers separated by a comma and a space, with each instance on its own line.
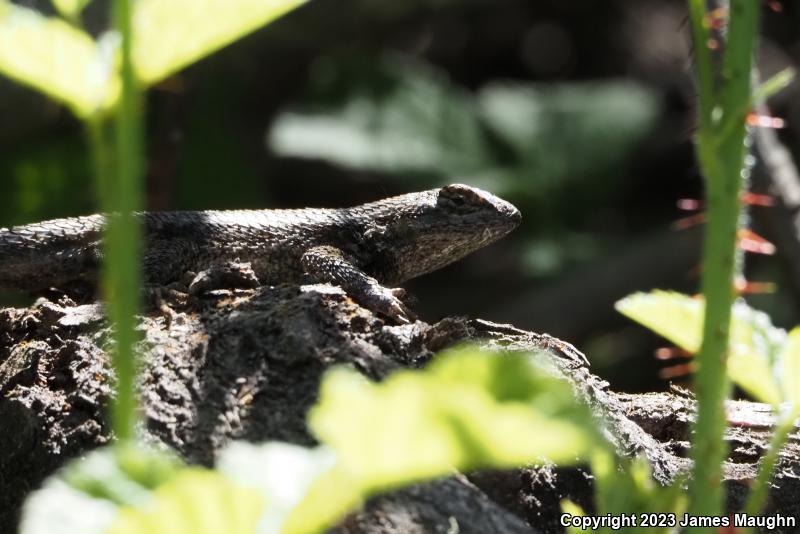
704, 8, 728, 30
677, 198, 702, 211
660, 362, 697, 380
741, 192, 775, 207
747, 113, 786, 129
737, 229, 776, 255
766, 0, 783, 13
734, 278, 778, 295
672, 213, 705, 230
655, 347, 693, 361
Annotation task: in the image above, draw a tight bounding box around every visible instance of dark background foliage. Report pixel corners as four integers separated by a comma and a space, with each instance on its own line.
2, 0, 799, 392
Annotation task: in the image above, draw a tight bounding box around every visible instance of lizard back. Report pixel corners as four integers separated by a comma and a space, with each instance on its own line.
0, 184, 521, 294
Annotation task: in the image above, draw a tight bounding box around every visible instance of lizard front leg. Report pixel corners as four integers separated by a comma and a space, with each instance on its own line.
301, 245, 416, 324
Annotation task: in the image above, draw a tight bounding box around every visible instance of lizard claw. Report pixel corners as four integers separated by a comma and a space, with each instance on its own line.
365, 285, 417, 324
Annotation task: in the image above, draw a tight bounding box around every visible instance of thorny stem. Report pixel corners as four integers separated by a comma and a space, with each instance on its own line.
104, 0, 144, 443
686, 0, 758, 530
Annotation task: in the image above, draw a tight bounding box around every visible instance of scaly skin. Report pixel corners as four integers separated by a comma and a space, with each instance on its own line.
0, 184, 521, 322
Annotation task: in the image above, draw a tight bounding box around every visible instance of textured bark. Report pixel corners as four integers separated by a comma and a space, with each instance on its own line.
0, 285, 799, 534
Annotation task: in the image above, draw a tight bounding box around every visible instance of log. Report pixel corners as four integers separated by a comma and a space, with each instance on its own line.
0, 285, 798, 533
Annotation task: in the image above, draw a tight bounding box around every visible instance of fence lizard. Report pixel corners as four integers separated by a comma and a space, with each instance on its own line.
0, 184, 521, 323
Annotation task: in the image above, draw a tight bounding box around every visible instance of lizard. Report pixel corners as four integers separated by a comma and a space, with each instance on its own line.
0, 183, 521, 323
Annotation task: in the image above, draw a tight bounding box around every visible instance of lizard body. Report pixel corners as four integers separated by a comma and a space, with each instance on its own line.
0, 184, 521, 322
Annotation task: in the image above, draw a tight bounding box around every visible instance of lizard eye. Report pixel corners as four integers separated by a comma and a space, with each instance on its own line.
437, 184, 490, 209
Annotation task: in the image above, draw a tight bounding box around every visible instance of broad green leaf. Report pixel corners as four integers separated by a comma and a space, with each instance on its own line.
279, 465, 362, 534
615, 290, 704, 352
591, 451, 686, 534
107, 469, 265, 534
728, 302, 785, 406
313, 349, 592, 482
478, 82, 658, 187
778, 327, 800, 411
269, 55, 491, 179
268, 54, 657, 191
132, 0, 307, 85
20, 478, 120, 534
560, 500, 588, 534
20, 446, 183, 534
51, 0, 91, 21
616, 291, 785, 405
284, 348, 594, 534
61, 446, 180, 506
0, 1, 117, 117
217, 442, 337, 534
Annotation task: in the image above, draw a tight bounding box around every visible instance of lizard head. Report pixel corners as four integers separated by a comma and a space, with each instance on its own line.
359, 183, 522, 284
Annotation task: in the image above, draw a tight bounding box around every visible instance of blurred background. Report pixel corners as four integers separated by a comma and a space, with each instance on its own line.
2, 0, 800, 393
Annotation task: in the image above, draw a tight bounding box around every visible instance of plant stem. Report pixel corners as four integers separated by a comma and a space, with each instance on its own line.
686, 0, 758, 529
87, 117, 111, 205
744, 410, 796, 517
105, 0, 143, 443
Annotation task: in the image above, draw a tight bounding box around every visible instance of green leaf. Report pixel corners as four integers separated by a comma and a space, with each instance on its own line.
560, 500, 587, 534
0, 1, 118, 117
478, 82, 658, 187
616, 291, 786, 405
107, 469, 265, 534
268, 54, 491, 179
61, 445, 182, 506
727, 302, 785, 406
20, 479, 120, 534
51, 0, 91, 21
268, 54, 658, 190
283, 347, 595, 534
217, 442, 337, 534
132, 0, 307, 85
615, 290, 704, 353
778, 327, 800, 412
19, 446, 183, 534
592, 451, 686, 534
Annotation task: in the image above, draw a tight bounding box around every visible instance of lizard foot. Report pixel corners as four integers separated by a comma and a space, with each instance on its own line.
361, 285, 418, 324
188, 262, 261, 296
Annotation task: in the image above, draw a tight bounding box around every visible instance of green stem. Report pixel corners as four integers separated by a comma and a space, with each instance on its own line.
744, 410, 796, 517
686, 1, 758, 530
87, 117, 111, 206
687, 0, 715, 132
105, 0, 143, 443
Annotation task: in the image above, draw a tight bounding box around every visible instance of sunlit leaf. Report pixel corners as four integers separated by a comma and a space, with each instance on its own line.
20, 479, 120, 534
269, 54, 490, 179
615, 291, 704, 352
592, 451, 686, 534
19, 446, 183, 534
616, 291, 785, 405
268, 54, 657, 191
132, 0, 307, 85
778, 327, 800, 411
51, 0, 91, 21
107, 470, 264, 534
60, 446, 178, 506
0, 1, 117, 117
560, 499, 587, 534
217, 442, 337, 534
478, 82, 658, 186
283, 347, 594, 534
728, 302, 785, 406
